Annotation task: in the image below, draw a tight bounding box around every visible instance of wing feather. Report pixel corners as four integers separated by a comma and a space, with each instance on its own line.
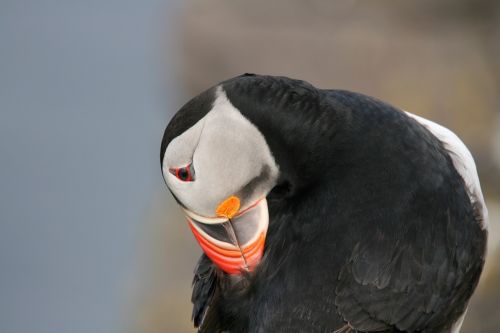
335, 113, 486, 332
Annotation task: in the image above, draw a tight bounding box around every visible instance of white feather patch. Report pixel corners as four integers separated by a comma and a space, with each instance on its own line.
405, 111, 488, 230
450, 307, 467, 333
163, 86, 279, 217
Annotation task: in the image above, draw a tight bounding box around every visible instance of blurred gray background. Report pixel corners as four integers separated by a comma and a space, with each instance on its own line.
0, 1, 180, 332
1, 1, 499, 333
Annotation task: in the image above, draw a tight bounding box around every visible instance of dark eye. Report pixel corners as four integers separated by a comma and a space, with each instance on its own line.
169, 163, 195, 182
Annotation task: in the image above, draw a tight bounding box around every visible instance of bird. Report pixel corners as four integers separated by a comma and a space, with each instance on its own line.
160, 74, 488, 333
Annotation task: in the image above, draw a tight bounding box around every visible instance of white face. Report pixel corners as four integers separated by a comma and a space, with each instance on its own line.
162, 86, 279, 218
162, 86, 280, 274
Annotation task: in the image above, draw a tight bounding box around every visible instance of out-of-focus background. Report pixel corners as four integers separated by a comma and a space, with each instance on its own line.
1, 1, 499, 333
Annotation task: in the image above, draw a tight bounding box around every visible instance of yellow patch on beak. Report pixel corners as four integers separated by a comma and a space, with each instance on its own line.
216, 196, 241, 218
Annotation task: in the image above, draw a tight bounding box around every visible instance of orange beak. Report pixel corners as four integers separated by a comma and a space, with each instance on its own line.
184, 197, 269, 275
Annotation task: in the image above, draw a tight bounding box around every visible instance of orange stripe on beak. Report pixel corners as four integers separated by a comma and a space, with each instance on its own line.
188, 222, 266, 274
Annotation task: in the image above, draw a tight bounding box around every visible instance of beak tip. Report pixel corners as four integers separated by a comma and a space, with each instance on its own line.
188, 198, 269, 275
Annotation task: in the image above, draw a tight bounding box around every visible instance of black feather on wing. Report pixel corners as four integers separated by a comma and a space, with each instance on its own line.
335, 195, 486, 332
192, 254, 218, 328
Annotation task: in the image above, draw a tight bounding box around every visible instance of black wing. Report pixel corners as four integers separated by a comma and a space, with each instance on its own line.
191, 254, 218, 329
335, 199, 486, 332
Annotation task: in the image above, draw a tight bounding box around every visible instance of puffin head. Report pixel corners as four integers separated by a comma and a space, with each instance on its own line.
161, 84, 280, 275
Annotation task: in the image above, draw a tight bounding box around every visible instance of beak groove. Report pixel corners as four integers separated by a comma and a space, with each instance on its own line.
185, 198, 269, 274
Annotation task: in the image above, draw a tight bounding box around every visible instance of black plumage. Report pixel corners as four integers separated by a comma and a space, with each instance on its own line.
161, 74, 487, 333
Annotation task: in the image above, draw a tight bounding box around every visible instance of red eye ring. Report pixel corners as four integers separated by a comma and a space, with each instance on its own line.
169, 163, 195, 182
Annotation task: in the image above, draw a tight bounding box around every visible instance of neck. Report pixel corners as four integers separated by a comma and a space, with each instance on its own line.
224, 78, 353, 195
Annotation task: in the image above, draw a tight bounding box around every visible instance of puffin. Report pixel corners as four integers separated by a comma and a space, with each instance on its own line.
160, 74, 488, 333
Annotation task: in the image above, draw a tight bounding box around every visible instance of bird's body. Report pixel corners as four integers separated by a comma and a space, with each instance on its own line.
161, 75, 487, 333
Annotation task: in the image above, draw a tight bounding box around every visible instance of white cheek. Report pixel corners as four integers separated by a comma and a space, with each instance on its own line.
163, 87, 279, 217
163, 118, 205, 169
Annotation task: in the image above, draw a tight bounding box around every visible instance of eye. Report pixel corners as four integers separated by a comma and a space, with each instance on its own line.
169, 163, 195, 182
